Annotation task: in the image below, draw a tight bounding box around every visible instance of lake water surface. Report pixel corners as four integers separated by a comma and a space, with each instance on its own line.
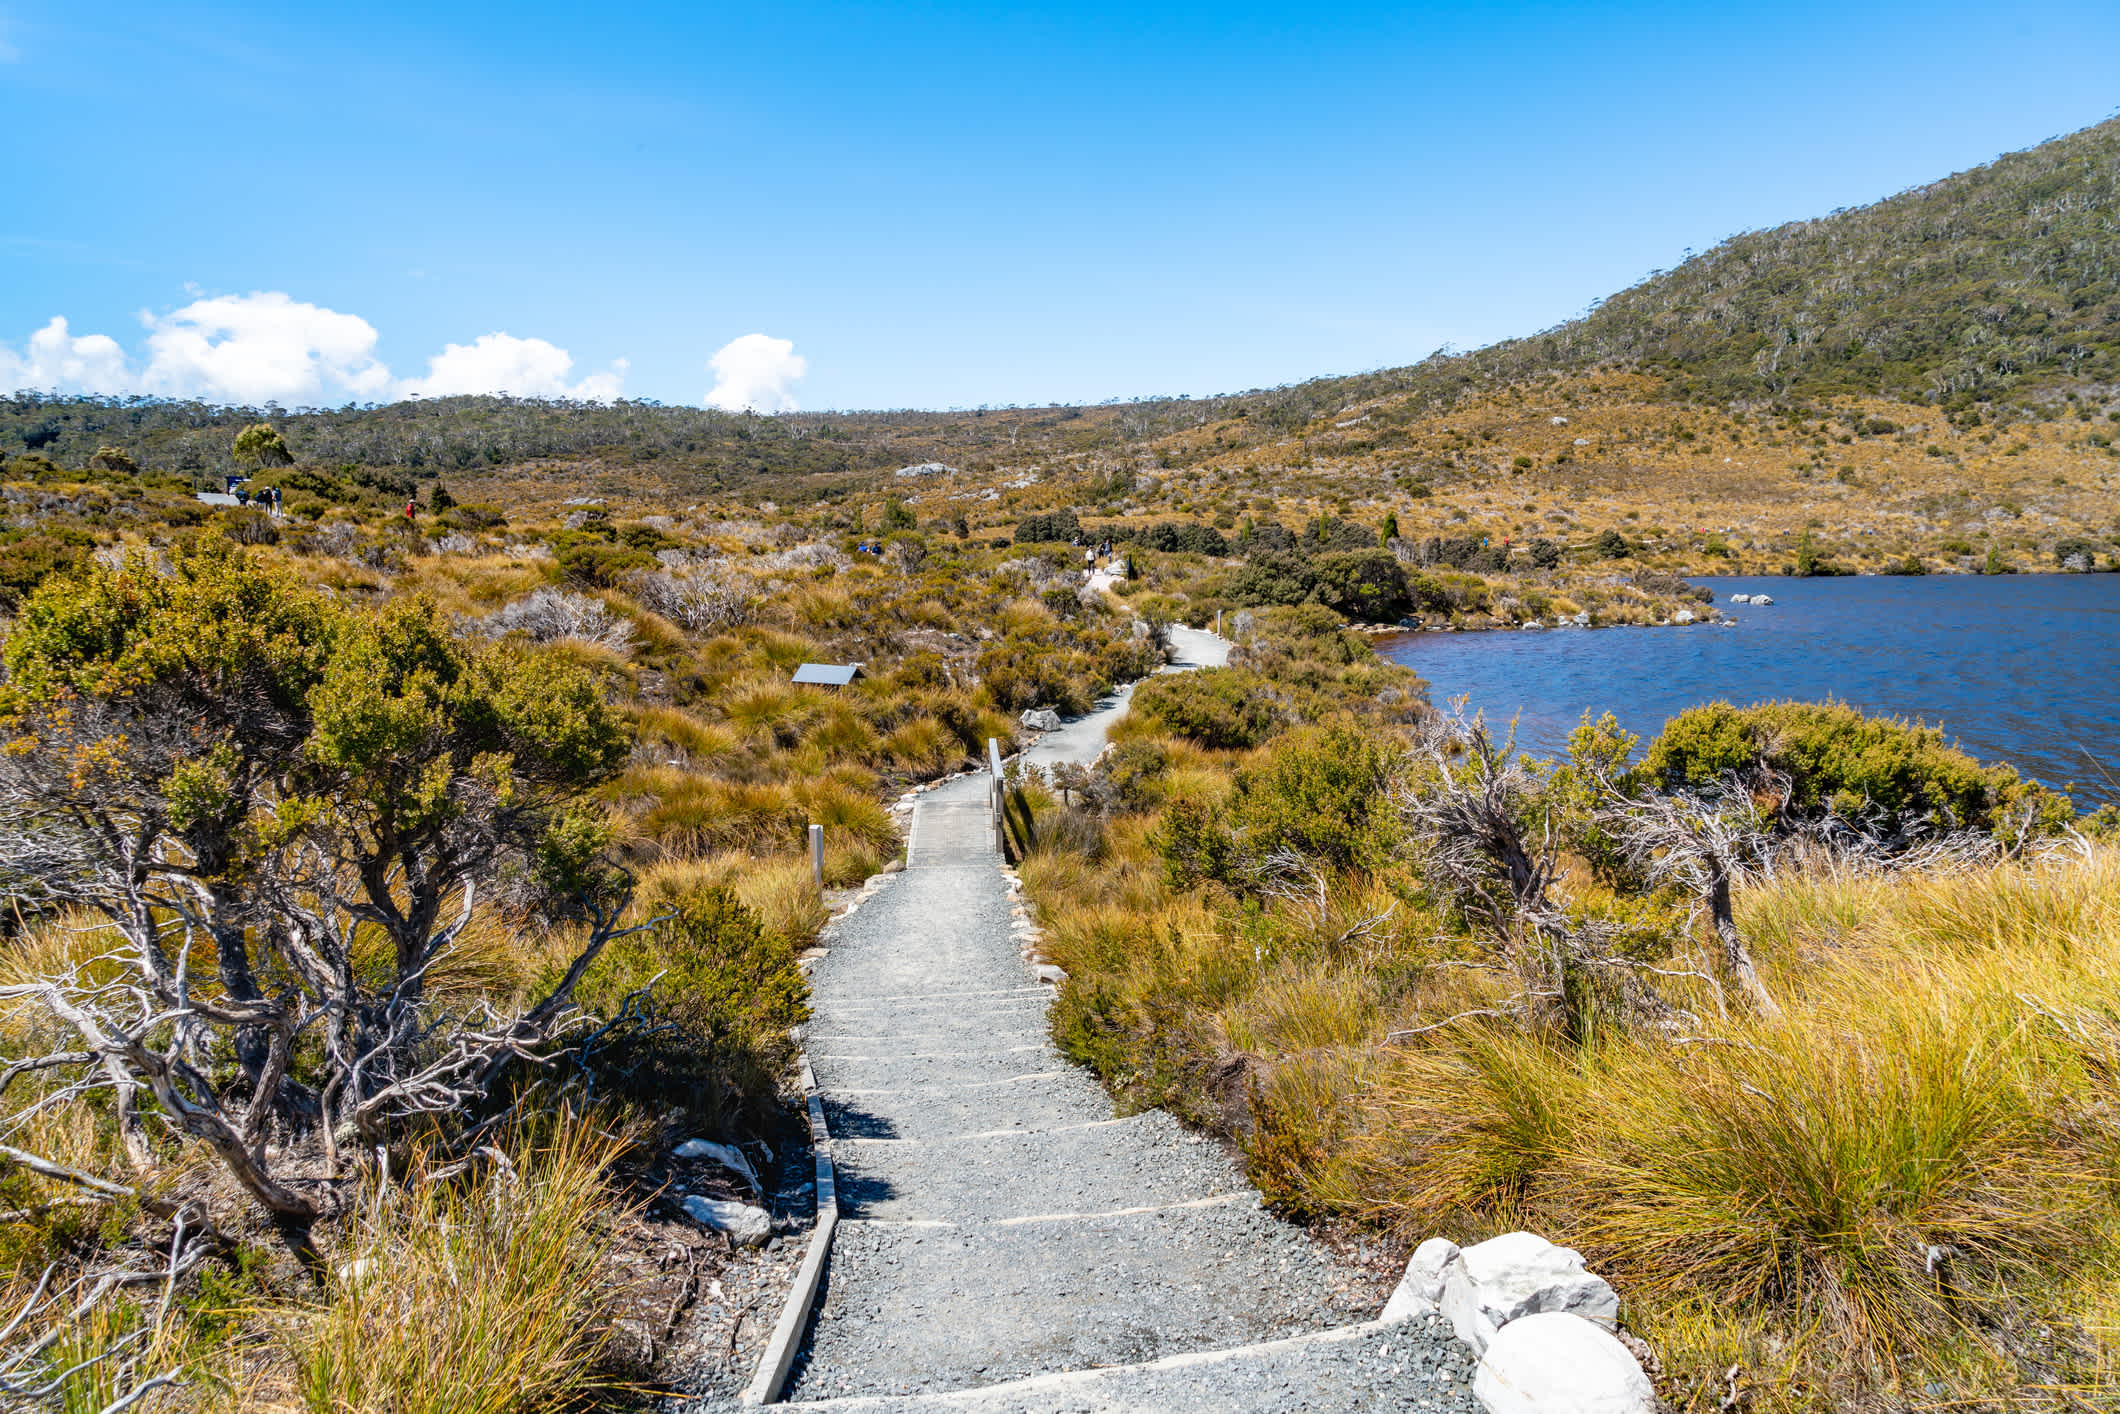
1374, 575, 2120, 807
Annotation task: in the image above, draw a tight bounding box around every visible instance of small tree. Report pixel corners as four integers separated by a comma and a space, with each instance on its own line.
0, 540, 640, 1228
88, 445, 139, 475
231, 422, 294, 468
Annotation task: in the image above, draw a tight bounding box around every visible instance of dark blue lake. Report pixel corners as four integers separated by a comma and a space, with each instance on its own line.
1375, 574, 2120, 808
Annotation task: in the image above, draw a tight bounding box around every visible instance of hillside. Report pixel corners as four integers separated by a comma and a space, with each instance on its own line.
5, 118, 2120, 582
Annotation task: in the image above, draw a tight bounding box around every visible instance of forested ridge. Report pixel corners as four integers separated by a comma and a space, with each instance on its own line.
7, 117, 2116, 487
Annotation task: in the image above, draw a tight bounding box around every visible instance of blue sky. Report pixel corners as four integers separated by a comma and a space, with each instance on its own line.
3, 1, 2116, 411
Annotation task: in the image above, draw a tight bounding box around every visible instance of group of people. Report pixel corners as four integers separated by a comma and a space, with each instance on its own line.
224, 474, 283, 514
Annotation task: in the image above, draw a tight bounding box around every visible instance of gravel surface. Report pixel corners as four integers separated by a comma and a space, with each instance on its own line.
776, 1317, 1480, 1412
688, 635, 1475, 1410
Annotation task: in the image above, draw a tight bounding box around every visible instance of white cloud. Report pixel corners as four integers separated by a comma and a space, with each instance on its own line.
140, 291, 392, 404
0, 317, 130, 394
706, 333, 806, 412
0, 290, 633, 407
399, 332, 626, 401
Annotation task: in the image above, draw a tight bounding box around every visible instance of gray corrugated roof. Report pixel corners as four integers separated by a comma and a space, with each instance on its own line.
792, 663, 863, 685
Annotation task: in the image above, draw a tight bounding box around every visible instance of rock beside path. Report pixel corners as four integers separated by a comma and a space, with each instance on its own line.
1440, 1232, 1620, 1354
681, 1196, 773, 1247
1472, 1312, 1655, 1414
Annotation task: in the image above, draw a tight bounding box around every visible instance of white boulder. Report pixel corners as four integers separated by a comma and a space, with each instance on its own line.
1473, 1311, 1655, 1414
1021, 708, 1062, 731
673, 1138, 762, 1193
1751, 594, 1774, 606
1729, 593, 1751, 604
1381, 1237, 1460, 1322
1442, 1232, 1620, 1353
1672, 609, 1695, 624
681, 1196, 773, 1247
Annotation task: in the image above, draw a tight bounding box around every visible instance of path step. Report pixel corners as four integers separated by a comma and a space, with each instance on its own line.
833, 1112, 1237, 1222
777, 1317, 1475, 1412
786, 1202, 1376, 1400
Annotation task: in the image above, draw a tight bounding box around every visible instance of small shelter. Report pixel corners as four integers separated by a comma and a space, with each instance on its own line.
792, 663, 864, 686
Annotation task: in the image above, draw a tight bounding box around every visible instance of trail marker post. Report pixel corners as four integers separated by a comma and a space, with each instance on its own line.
809, 823, 824, 891
987, 737, 1005, 855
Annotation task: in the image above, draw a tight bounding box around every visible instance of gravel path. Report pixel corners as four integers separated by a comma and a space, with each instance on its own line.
756, 629, 1475, 1410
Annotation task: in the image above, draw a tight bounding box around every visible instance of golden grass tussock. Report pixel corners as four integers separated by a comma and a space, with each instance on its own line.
291, 1118, 631, 1414
1335, 851, 2120, 1404
882, 716, 963, 775
629, 703, 741, 766
1033, 805, 2120, 1405
635, 852, 828, 952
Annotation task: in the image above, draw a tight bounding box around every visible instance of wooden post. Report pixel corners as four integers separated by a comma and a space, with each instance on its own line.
987, 738, 1005, 856
809, 823, 824, 891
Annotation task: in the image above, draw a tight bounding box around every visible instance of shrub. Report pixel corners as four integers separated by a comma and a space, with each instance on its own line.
221, 505, 280, 544
1014, 508, 1082, 543
1642, 700, 2069, 836
2056, 536, 2100, 571
1308, 549, 1409, 621
558, 540, 654, 587
1227, 721, 1399, 872
575, 884, 809, 1132
1227, 551, 1316, 607
0, 534, 88, 612
1131, 668, 1286, 750
1592, 528, 1630, 559
476, 589, 635, 652
1527, 537, 1561, 570
1121, 520, 1229, 555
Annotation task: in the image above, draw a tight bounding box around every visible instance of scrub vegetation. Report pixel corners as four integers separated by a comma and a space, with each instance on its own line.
5, 111, 2120, 1413
1014, 676, 2119, 1410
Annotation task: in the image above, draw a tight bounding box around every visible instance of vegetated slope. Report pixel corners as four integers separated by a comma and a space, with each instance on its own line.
0, 390, 1185, 493
1197, 114, 2120, 432
5, 117, 2118, 490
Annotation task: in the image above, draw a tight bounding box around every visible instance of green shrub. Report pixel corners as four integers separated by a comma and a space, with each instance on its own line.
1308, 549, 1408, 621
1592, 528, 1630, 558
1643, 701, 2069, 836
2055, 536, 2100, 570
557, 540, 654, 588
0, 534, 89, 612
575, 884, 809, 1133
1014, 508, 1082, 543
1132, 668, 1286, 750
1228, 721, 1400, 871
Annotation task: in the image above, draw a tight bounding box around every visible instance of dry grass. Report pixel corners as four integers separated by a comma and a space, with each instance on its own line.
290, 1118, 632, 1414
1030, 801, 2120, 1407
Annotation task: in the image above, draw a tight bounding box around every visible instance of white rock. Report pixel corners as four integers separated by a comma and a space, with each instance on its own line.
1021, 708, 1062, 731
680, 1195, 772, 1247
1442, 1232, 1620, 1353
1751, 594, 1774, 606
1729, 593, 1751, 603
1473, 1311, 1654, 1414
673, 1138, 762, 1192
1033, 963, 1069, 984
1381, 1237, 1460, 1322
1672, 609, 1695, 624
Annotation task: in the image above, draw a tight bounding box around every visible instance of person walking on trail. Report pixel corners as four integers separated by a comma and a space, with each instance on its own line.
405, 498, 417, 520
